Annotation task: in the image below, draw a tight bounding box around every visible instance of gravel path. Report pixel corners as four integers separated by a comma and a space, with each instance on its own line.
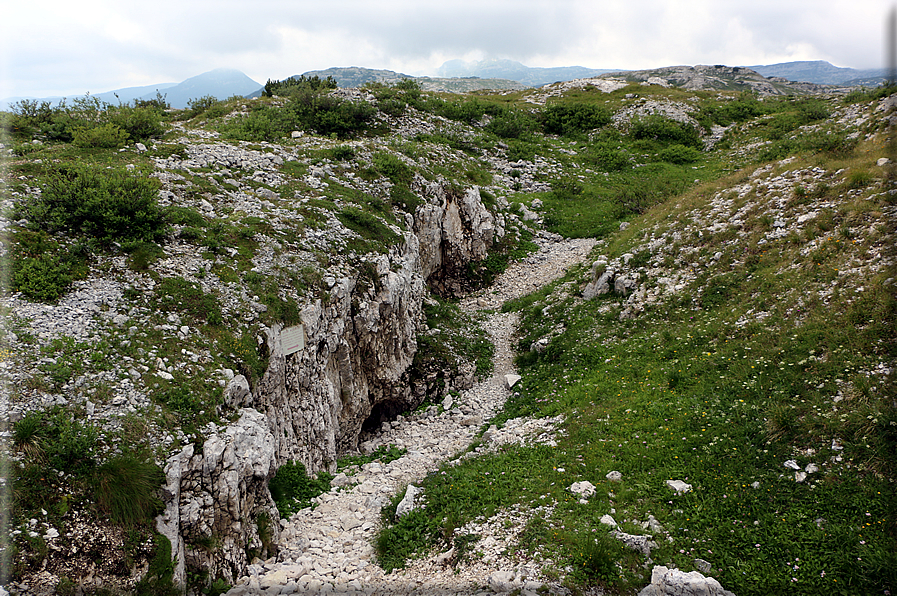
227, 234, 596, 596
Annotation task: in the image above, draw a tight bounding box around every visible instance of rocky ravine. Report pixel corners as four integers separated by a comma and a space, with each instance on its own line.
223, 236, 596, 596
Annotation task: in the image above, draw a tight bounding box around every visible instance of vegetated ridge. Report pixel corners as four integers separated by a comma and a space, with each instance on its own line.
0, 70, 894, 595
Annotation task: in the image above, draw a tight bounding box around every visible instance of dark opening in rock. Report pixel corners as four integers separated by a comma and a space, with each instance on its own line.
361, 400, 407, 433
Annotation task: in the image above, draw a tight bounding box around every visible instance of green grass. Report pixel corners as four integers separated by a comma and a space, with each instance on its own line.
375, 125, 897, 594
337, 444, 407, 470
156, 277, 223, 326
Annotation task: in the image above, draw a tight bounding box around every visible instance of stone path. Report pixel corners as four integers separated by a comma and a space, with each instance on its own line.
226, 234, 596, 596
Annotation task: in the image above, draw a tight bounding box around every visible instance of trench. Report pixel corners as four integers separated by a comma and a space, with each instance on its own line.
223, 236, 596, 595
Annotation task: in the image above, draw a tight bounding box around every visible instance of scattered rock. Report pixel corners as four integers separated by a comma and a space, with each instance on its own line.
606, 470, 623, 482
638, 565, 735, 596
600, 515, 618, 527
666, 480, 692, 494
488, 570, 522, 592
569, 481, 596, 498
396, 485, 422, 518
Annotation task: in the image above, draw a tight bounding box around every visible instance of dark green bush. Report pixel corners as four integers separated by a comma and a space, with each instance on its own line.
843, 84, 897, 104
365, 79, 423, 115
263, 75, 337, 97
541, 103, 611, 136
585, 140, 631, 171
16, 409, 98, 474
302, 94, 377, 138
613, 163, 692, 214
184, 96, 221, 119
10, 230, 89, 302
484, 110, 535, 139
71, 123, 130, 148
372, 152, 413, 185
220, 92, 377, 140
219, 107, 282, 141
658, 143, 702, 164
629, 114, 702, 148
107, 105, 165, 141
134, 534, 179, 596
389, 185, 422, 212
697, 92, 766, 127
506, 140, 537, 162
133, 91, 170, 111
337, 207, 401, 251
22, 164, 166, 246
325, 145, 356, 161
425, 97, 504, 124
268, 461, 333, 518
13, 254, 73, 302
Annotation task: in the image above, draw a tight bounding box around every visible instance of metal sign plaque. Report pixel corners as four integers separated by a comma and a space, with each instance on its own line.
281, 324, 305, 356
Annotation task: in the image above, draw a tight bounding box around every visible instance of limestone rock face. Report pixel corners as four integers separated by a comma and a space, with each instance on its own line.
257, 242, 426, 471
157, 184, 502, 583
414, 184, 500, 296
156, 408, 278, 586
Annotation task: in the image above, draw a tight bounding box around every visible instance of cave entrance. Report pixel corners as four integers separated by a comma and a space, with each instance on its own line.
361, 400, 408, 434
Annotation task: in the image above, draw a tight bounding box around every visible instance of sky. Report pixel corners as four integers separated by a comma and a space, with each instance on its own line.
1, 0, 891, 99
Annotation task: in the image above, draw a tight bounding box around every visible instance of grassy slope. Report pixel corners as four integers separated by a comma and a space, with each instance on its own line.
376, 96, 896, 595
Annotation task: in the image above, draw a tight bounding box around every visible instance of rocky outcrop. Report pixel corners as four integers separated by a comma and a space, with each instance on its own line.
158, 183, 502, 585
255, 241, 426, 471
414, 184, 502, 296
156, 408, 279, 586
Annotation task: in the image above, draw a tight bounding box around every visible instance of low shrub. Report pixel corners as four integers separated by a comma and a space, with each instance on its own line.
629, 114, 702, 149
14, 409, 98, 475
658, 143, 702, 164
71, 123, 130, 148
21, 164, 165, 246
389, 184, 423, 212
541, 103, 611, 136
325, 145, 356, 161
268, 461, 333, 518
372, 152, 413, 186
484, 110, 536, 139
13, 253, 74, 302
184, 96, 221, 119
263, 75, 337, 98
337, 207, 401, 252
107, 105, 165, 141
585, 140, 631, 171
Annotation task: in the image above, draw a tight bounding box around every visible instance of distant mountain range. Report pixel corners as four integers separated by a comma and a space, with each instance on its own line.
747, 60, 886, 86
2, 60, 887, 112
259, 67, 526, 94
1, 69, 261, 110
435, 59, 618, 87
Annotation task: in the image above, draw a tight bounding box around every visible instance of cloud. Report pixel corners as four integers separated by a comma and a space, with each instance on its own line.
2, 0, 889, 98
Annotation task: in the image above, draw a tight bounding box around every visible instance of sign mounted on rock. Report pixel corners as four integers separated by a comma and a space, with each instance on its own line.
281, 324, 305, 356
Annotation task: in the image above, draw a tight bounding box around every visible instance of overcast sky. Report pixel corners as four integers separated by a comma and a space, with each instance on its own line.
1, 0, 890, 99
